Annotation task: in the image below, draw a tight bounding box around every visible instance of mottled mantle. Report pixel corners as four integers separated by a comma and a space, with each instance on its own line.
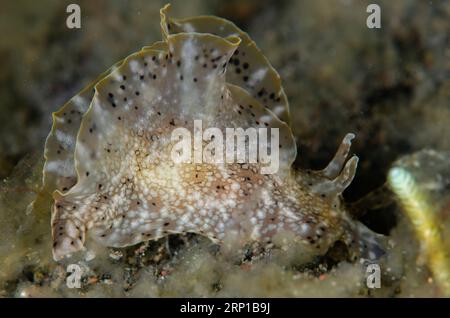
43, 5, 385, 262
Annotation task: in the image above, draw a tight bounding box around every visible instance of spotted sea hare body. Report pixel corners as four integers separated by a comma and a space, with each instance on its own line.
43, 5, 385, 261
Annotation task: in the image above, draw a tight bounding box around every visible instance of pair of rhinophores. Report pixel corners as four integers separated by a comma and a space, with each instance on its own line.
42, 5, 386, 261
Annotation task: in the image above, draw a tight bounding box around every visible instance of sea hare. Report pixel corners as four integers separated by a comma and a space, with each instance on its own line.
42, 4, 385, 261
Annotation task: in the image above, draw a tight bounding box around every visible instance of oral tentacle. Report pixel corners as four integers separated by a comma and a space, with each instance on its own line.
321, 133, 356, 179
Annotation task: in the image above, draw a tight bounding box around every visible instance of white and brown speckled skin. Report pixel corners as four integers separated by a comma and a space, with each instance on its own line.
45, 5, 385, 261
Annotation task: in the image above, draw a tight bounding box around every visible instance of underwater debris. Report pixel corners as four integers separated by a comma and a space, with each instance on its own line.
41, 4, 385, 263
388, 150, 450, 296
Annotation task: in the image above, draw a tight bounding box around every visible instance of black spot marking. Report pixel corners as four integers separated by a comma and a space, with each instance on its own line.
257, 88, 265, 97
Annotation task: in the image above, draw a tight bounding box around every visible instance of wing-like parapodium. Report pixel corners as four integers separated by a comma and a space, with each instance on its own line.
160, 4, 291, 124
50, 8, 297, 261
